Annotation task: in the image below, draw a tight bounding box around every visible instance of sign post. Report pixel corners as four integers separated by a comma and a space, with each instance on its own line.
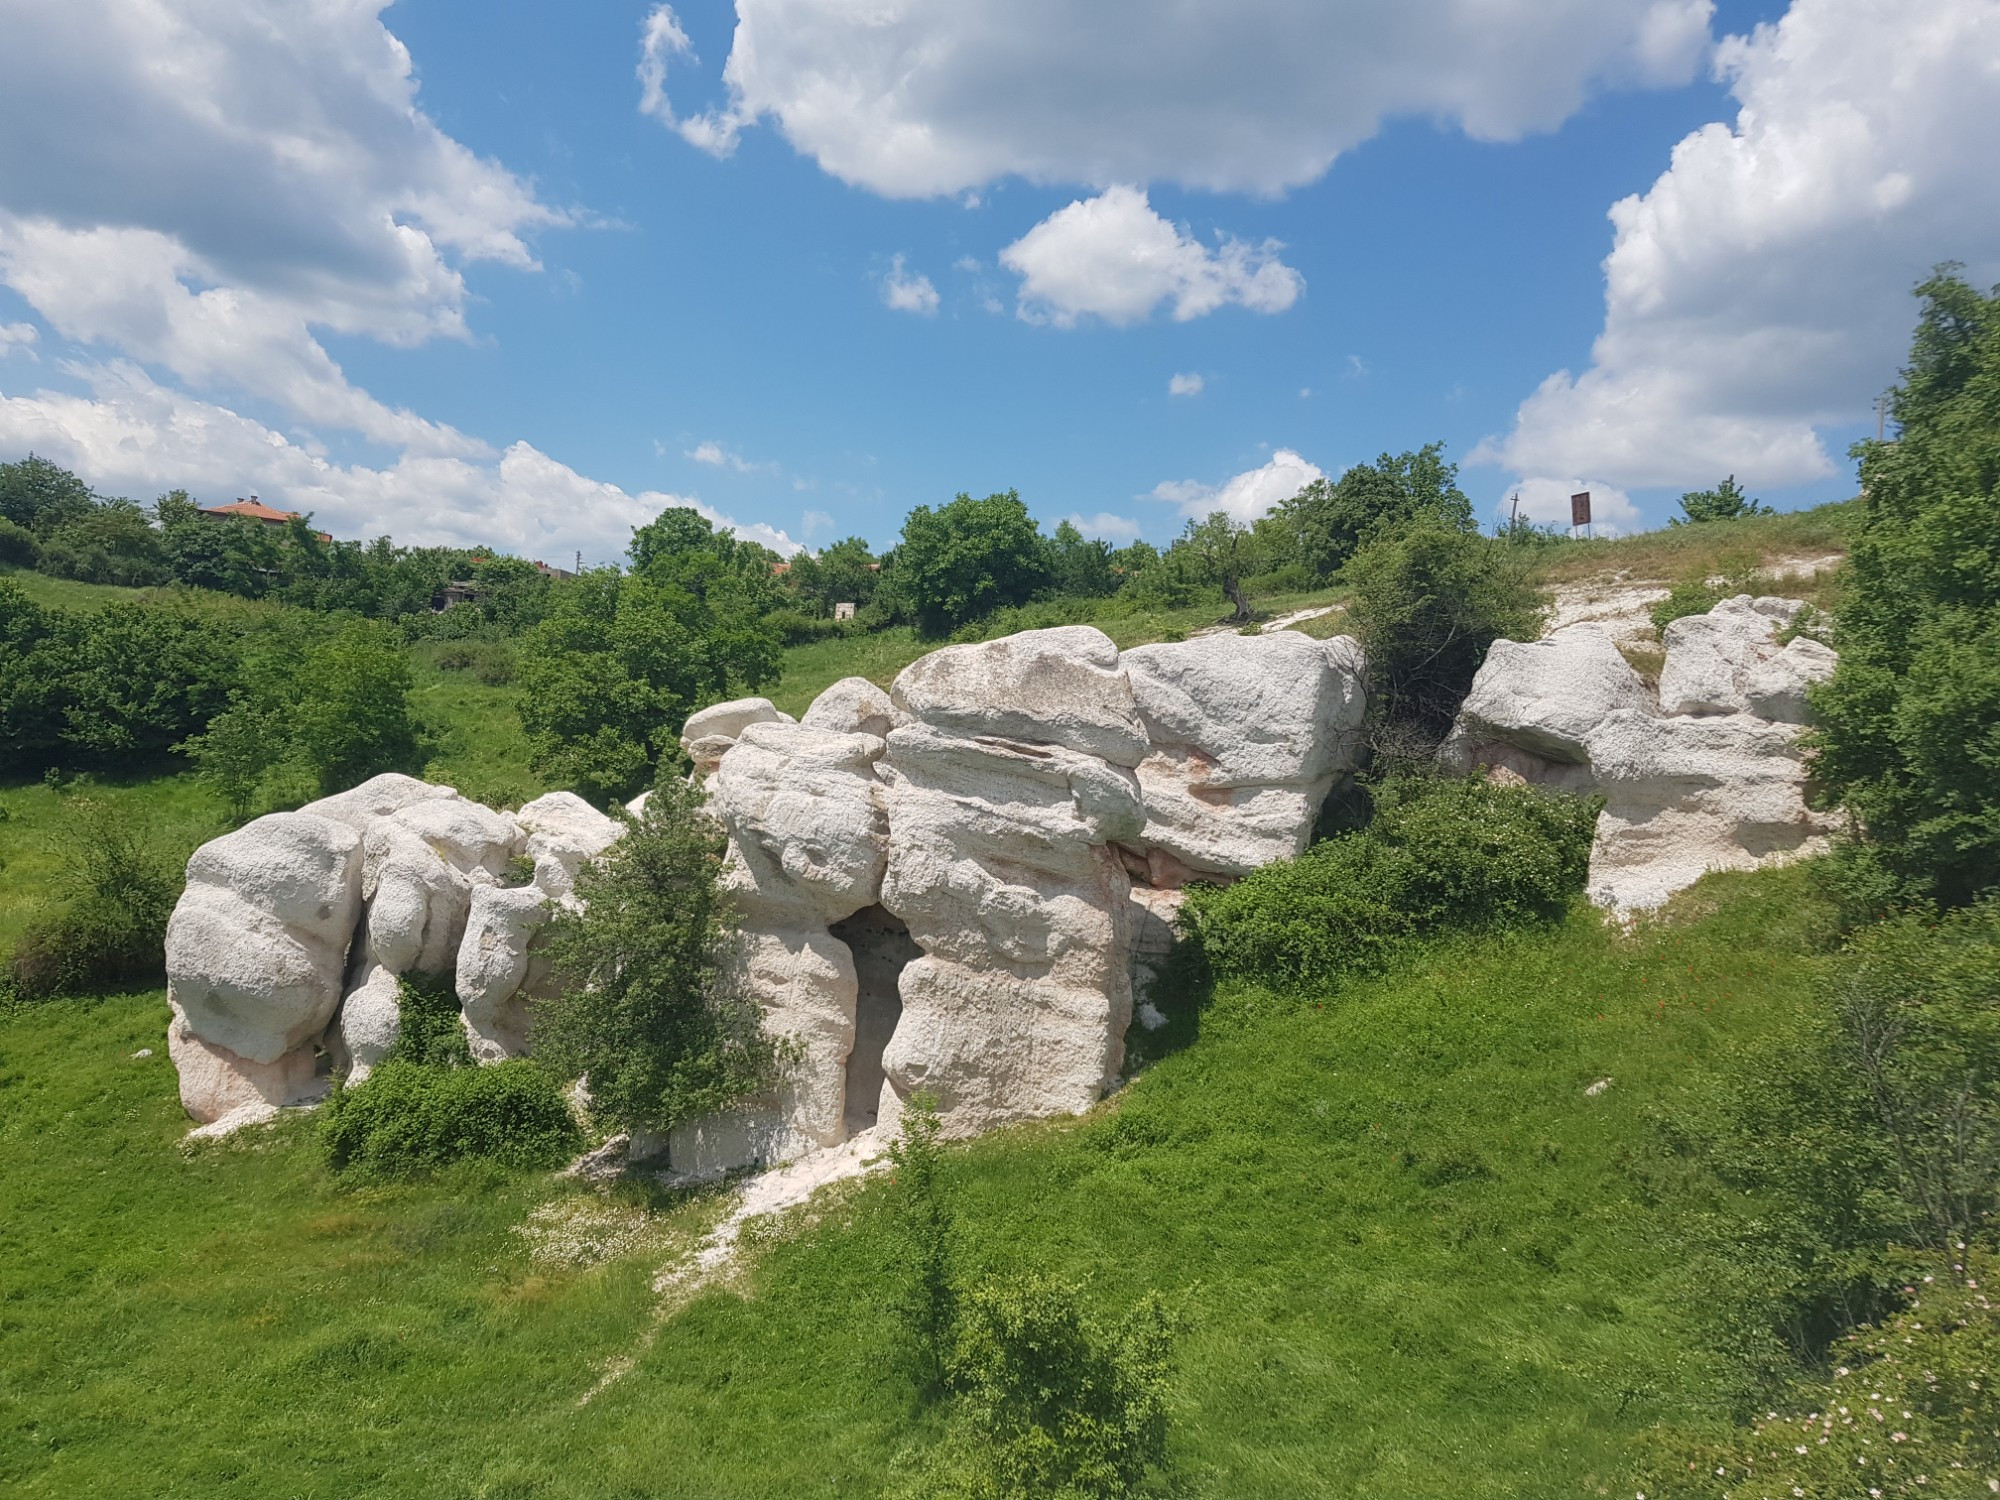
1569, 490, 1592, 539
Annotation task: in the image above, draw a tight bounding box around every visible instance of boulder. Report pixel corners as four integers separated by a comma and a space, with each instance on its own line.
166, 1004, 325, 1125
681, 696, 793, 775
877, 722, 1141, 1137
800, 676, 906, 738
1441, 623, 1652, 780
1658, 595, 1829, 719
1122, 632, 1369, 875
1585, 709, 1839, 913
515, 791, 622, 902
301, 772, 459, 833
356, 819, 469, 979
165, 812, 363, 1066
456, 884, 555, 1062
891, 626, 1150, 767
332, 961, 403, 1084
390, 796, 523, 878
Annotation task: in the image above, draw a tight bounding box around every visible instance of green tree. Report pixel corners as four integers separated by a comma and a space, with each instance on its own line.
897, 490, 1052, 636
889, 1092, 959, 1397
1344, 525, 1546, 752
1279, 441, 1475, 578
1174, 511, 1257, 621
290, 619, 422, 794
1811, 270, 2000, 911
40, 498, 170, 586
1048, 520, 1118, 600
1670, 474, 1772, 525
0, 454, 95, 536
536, 775, 775, 1135
178, 695, 283, 823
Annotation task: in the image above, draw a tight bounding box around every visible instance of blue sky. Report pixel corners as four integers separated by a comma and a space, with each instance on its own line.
0, 0, 1993, 563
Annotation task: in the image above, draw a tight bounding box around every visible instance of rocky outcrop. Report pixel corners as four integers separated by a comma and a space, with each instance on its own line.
1443, 596, 1839, 914
164, 811, 363, 1121
680, 696, 794, 776
1122, 631, 1369, 876
167, 624, 1374, 1156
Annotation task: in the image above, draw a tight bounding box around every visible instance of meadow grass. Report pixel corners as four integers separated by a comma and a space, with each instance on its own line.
1528, 499, 1857, 589
1, 865, 1829, 1497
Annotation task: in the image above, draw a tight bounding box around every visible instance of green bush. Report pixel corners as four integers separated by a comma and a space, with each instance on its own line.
889, 1092, 958, 1397
1811, 269, 2000, 912
1343, 524, 1547, 752
1669, 475, 1772, 526
536, 774, 775, 1134
1644, 1253, 2000, 1499
897, 1274, 1173, 1500
896, 490, 1052, 637
1276, 441, 1475, 579
386, 972, 474, 1069
319, 1060, 578, 1178
7, 796, 183, 998
1181, 777, 1598, 989
1649, 562, 1758, 633
0, 516, 40, 567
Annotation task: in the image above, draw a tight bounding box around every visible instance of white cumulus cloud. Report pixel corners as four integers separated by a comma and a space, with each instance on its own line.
1001, 187, 1302, 327
0, 361, 800, 561
642, 0, 1714, 198
1168, 372, 1204, 397
1501, 477, 1642, 536
1150, 448, 1324, 523
1063, 511, 1143, 543
882, 254, 941, 315
1481, 0, 2000, 493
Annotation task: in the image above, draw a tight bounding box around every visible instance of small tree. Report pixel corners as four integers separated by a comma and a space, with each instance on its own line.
1671, 474, 1772, 525
177, 695, 281, 823
901, 1275, 1173, 1500
1278, 441, 1474, 579
1344, 525, 1546, 755
1176, 511, 1256, 622
535, 775, 775, 1135
896, 491, 1052, 636
889, 1091, 958, 1396
291, 619, 422, 794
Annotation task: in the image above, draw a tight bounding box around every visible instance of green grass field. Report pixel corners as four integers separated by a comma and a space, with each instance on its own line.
0, 866, 1827, 1498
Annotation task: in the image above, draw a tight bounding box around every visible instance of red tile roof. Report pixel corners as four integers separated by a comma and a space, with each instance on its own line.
200, 499, 304, 524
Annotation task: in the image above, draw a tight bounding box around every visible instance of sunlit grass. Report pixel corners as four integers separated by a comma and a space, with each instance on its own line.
1, 865, 1830, 1497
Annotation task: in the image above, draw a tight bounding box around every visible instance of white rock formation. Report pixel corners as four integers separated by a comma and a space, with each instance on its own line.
167, 624, 1377, 1152
891, 625, 1150, 766
1440, 624, 1652, 794
680, 696, 794, 775
800, 675, 906, 738
1122, 631, 1369, 875
671, 721, 891, 1172
1442, 595, 1839, 915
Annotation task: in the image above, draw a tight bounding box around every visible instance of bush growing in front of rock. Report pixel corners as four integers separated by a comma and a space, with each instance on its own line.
319, 1060, 577, 1178
1181, 776, 1598, 988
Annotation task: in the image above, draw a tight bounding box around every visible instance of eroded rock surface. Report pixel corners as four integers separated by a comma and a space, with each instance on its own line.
1443, 595, 1839, 914
800, 676, 906, 738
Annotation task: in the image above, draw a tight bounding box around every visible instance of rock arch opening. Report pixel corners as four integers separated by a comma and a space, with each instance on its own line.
829, 905, 920, 1135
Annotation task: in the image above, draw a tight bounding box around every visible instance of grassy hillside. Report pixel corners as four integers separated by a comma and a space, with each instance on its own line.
0, 866, 1829, 1498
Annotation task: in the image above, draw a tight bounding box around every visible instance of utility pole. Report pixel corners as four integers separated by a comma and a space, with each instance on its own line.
1508, 493, 1520, 534
1876, 392, 1888, 443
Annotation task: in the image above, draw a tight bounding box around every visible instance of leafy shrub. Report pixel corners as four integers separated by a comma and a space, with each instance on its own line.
1662, 901, 2000, 1374
386, 972, 474, 1069
889, 1091, 958, 1396
0, 516, 40, 567
763, 606, 851, 646
897, 490, 1053, 636
1669, 474, 1772, 526
536, 774, 775, 1135
319, 1059, 578, 1178
1650, 563, 1758, 633
897, 1274, 1173, 1500
1343, 524, 1547, 751
8, 796, 183, 998
1276, 441, 1475, 579
1812, 269, 2000, 912
1181, 777, 1598, 989
1644, 1253, 2000, 1500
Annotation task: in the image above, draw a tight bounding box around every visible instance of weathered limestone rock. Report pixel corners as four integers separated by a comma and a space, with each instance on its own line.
877, 721, 1143, 1138
680, 696, 793, 775
670, 722, 890, 1171
891, 626, 1150, 766
1440, 623, 1652, 789
1586, 709, 1838, 913
1440, 595, 1842, 915
515, 791, 622, 902
456, 884, 554, 1062
800, 676, 906, 738
1659, 596, 1824, 718
332, 961, 404, 1083
301, 772, 459, 833
167, 1004, 325, 1125
166, 812, 362, 1067
1122, 631, 1369, 875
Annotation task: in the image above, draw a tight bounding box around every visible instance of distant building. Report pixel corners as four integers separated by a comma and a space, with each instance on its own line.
197, 496, 331, 543
834, 601, 856, 621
